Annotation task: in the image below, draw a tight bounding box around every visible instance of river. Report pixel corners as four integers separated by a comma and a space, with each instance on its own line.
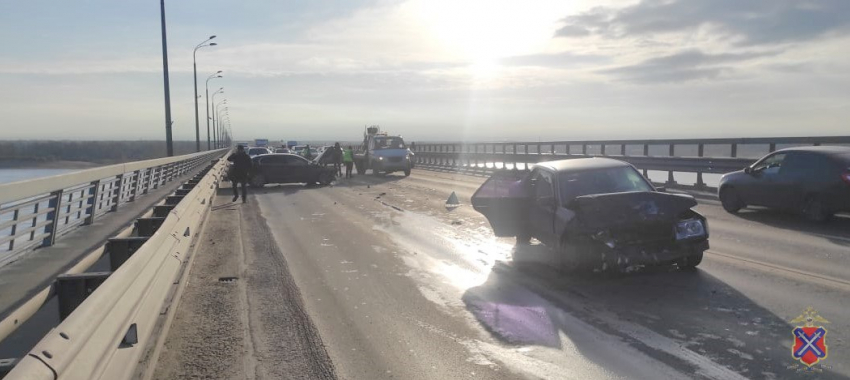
0, 168, 77, 185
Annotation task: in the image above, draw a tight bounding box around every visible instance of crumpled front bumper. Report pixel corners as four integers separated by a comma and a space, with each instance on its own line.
596, 239, 709, 268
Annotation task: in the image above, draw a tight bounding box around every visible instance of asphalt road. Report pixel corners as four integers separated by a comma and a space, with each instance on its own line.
246, 167, 849, 380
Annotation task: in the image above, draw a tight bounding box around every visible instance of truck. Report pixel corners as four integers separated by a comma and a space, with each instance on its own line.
353, 126, 413, 176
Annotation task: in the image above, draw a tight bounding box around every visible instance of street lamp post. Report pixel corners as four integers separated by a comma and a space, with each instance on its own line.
205, 73, 222, 150
211, 89, 224, 148
220, 114, 230, 146
215, 101, 227, 147
159, 0, 174, 156
193, 36, 217, 152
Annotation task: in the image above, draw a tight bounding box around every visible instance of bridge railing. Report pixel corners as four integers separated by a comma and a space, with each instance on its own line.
4, 153, 229, 380
0, 149, 227, 267
410, 136, 850, 189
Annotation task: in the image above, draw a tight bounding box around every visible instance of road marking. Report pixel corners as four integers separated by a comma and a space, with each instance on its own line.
706, 250, 850, 291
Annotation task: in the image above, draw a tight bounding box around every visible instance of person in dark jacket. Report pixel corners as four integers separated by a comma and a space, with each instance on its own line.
227, 145, 252, 203
332, 142, 343, 176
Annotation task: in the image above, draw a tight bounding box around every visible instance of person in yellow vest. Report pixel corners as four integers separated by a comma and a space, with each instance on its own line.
343, 146, 354, 179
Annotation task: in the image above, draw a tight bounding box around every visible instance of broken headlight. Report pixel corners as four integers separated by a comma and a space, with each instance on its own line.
675, 218, 706, 240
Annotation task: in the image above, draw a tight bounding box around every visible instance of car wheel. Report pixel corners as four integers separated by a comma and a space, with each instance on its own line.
404, 165, 411, 177
250, 175, 266, 188
516, 233, 531, 246
677, 250, 703, 271
319, 172, 334, 186
558, 238, 594, 273
355, 161, 364, 175
720, 187, 743, 213
802, 196, 831, 223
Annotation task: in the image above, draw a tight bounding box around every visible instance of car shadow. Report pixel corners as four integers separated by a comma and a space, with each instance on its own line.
461, 244, 846, 378
734, 208, 850, 246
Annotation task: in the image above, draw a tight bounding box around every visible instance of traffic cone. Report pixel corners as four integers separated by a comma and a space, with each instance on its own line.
445, 191, 460, 211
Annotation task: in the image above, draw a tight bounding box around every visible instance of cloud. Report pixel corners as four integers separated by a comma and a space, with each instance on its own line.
556, 0, 850, 46
600, 49, 779, 83
500, 51, 608, 68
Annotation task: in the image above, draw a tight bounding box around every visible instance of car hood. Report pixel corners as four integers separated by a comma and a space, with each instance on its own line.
720, 170, 747, 184
571, 191, 697, 231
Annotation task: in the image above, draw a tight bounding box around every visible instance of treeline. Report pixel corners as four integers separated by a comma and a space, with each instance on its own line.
0, 140, 202, 164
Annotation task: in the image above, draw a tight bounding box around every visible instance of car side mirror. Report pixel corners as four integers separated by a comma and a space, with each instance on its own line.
656, 186, 666, 193
564, 199, 578, 210
744, 166, 752, 174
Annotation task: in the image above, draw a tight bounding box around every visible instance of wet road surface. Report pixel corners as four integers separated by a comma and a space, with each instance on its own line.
190, 167, 850, 379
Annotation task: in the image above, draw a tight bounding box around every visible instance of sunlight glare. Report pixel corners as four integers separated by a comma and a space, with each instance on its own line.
412, 0, 575, 78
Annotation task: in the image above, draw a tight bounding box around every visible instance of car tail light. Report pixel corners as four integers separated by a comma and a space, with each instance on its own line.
842, 170, 850, 185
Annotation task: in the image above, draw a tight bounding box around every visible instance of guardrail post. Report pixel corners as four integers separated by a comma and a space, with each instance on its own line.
523, 144, 529, 170
512, 144, 518, 170
666, 144, 677, 186
601, 144, 606, 156
42, 190, 63, 247
768, 143, 776, 152
565, 144, 570, 155
695, 144, 706, 189
83, 180, 100, 225
110, 174, 123, 212
731, 143, 737, 157
550, 144, 555, 156
7, 209, 19, 251
501, 144, 507, 169
620, 144, 626, 156
129, 170, 140, 202
582, 144, 587, 156
56, 272, 111, 321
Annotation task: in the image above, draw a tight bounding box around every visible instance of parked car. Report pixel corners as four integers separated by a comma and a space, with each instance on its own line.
719, 146, 850, 222
250, 153, 336, 187
248, 147, 271, 158
471, 158, 708, 272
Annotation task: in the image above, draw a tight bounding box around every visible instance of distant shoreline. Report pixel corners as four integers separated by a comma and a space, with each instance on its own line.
0, 160, 102, 170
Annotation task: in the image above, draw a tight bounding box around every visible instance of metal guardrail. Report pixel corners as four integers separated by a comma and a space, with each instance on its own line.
410, 136, 850, 189
0, 150, 227, 267
4, 153, 228, 380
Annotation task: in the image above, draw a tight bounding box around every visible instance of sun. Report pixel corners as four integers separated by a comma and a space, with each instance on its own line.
411, 0, 576, 77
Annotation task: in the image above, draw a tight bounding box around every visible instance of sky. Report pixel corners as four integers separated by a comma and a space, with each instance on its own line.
0, 0, 848, 142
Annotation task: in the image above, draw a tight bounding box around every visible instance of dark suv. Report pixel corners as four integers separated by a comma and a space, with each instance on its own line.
718, 146, 850, 222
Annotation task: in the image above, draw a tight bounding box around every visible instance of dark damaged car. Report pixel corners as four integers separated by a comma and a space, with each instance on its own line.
471, 158, 708, 273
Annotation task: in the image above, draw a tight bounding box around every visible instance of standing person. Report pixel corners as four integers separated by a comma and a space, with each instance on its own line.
303, 144, 314, 160
343, 145, 354, 179
332, 142, 343, 176
227, 145, 252, 203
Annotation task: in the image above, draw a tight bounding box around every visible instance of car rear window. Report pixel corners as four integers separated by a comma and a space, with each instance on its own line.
559, 166, 653, 204
249, 148, 268, 155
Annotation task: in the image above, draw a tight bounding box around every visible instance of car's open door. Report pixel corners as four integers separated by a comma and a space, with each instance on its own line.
471, 171, 530, 237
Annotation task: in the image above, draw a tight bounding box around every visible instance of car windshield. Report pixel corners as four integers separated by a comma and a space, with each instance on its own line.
559, 166, 653, 205
374, 137, 405, 150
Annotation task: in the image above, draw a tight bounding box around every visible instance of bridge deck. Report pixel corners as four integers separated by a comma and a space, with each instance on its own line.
150, 168, 850, 379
